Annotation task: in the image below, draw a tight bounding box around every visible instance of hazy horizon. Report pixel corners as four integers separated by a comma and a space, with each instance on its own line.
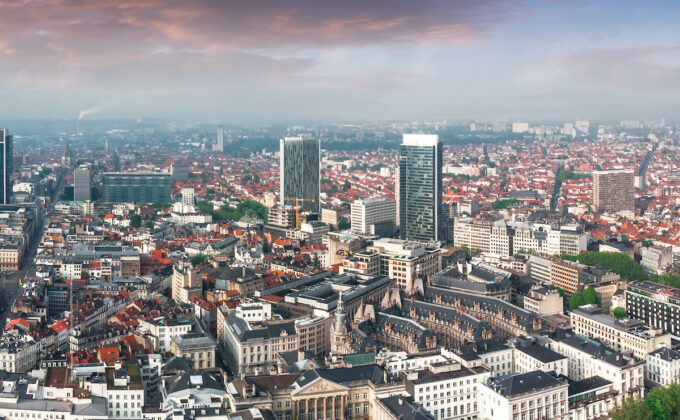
1, 0, 679, 122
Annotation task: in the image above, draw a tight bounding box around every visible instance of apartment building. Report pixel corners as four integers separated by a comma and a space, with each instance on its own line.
546, 332, 645, 398
454, 218, 587, 257
403, 362, 491, 420
172, 259, 202, 304
571, 304, 670, 359
170, 332, 216, 370
523, 286, 563, 315
138, 316, 193, 353
592, 169, 635, 214
512, 341, 568, 377
646, 347, 680, 386
479, 370, 569, 420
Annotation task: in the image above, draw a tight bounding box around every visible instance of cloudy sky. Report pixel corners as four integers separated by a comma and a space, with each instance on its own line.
0, 0, 679, 122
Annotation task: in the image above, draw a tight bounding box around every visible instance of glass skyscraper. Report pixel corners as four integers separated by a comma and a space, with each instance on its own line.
74, 166, 92, 202
280, 136, 320, 213
0, 129, 13, 205
399, 134, 442, 242
102, 172, 172, 203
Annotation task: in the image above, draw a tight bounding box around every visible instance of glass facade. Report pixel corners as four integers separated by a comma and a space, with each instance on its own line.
0, 129, 12, 204
280, 137, 320, 213
399, 135, 442, 242
102, 172, 172, 203
74, 167, 92, 201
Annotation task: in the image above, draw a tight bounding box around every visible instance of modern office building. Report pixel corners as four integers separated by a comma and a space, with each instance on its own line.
640, 246, 673, 274
394, 165, 400, 227
215, 125, 224, 152
280, 136, 320, 213
73, 166, 91, 202
549, 259, 588, 297
399, 134, 442, 242
340, 238, 441, 291
351, 196, 396, 236
101, 172, 171, 203
592, 169, 635, 213
626, 281, 680, 337
181, 186, 195, 207
0, 129, 13, 204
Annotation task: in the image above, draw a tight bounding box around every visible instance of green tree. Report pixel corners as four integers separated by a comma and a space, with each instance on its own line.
612, 307, 627, 319
343, 179, 351, 190
144, 221, 154, 229
582, 286, 599, 306
610, 396, 652, 420
191, 253, 207, 267
492, 198, 520, 209
569, 292, 585, 310
561, 252, 648, 282
646, 383, 680, 420
338, 219, 350, 230
130, 214, 142, 228
262, 240, 271, 253
556, 287, 565, 299
312, 254, 320, 267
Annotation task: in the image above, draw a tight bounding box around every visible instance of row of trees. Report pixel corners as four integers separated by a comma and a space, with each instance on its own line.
561, 252, 648, 282
196, 200, 268, 222
650, 273, 680, 289
569, 286, 599, 310
556, 168, 591, 181
611, 384, 680, 420
492, 198, 520, 209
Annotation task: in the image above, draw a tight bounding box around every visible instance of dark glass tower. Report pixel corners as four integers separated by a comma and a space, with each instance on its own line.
102, 172, 171, 203
0, 129, 13, 205
280, 136, 320, 213
399, 134, 442, 242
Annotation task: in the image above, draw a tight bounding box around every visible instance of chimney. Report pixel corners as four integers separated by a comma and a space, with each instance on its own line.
298, 349, 305, 362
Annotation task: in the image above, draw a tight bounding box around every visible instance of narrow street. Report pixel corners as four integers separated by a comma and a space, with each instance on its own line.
1, 171, 65, 325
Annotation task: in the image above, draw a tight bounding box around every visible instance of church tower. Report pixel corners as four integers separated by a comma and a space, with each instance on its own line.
331, 291, 349, 354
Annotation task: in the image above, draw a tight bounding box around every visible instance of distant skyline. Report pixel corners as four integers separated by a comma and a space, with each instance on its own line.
0, 0, 679, 122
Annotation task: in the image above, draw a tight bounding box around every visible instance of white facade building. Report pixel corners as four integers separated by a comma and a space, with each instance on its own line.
351, 197, 396, 235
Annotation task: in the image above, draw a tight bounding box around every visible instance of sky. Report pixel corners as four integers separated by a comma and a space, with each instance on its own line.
0, 0, 679, 123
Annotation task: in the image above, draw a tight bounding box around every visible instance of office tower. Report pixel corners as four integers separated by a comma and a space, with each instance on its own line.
172, 258, 202, 304
280, 136, 320, 213
0, 129, 12, 204
102, 172, 172, 203
170, 163, 189, 181
215, 125, 224, 152
181, 187, 195, 207
394, 165, 400, 227
351, 196, 396, 236
592, 169, 634, 213
73, 166, 91, 202
399, 134, 442, 242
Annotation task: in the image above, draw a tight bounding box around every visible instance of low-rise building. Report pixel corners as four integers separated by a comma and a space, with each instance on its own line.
571, 304, 671, 359
403, 362, 491, 420
170, 332, 216, 370
479, 370, 569, 420
646, 347, 680, 386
